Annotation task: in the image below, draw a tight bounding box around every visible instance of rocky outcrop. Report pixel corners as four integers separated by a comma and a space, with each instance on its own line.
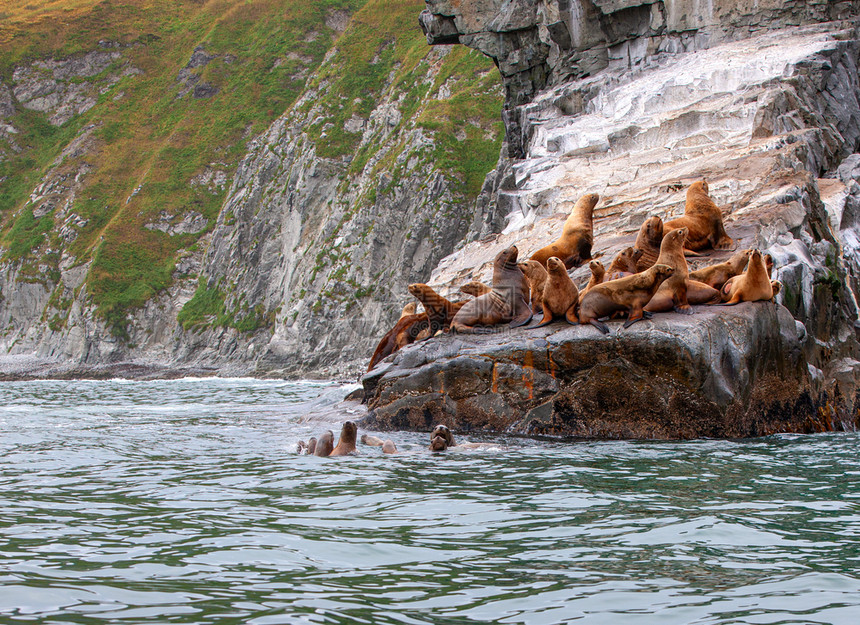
363, 2, 860, 437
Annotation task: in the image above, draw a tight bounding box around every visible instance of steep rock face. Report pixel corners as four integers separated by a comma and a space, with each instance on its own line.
363, 2, 860, 436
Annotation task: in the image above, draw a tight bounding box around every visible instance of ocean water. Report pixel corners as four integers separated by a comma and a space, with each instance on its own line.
0, 378, 858, 624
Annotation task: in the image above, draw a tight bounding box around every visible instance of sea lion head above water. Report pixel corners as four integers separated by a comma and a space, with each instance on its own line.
313, 430, 334, 457
430, 424, 455, 448
329, 421, 358, 457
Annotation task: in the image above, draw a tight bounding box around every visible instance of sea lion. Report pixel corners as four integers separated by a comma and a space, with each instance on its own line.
367, 312, 430, 371
361, 434, 385, 446
408, 283, 466, 332
313, 430, 334, 457
721, 249, 773, 304
635, 216, 664, 271
530, 193, 600, 269
329, 421, 358, 456
652, 226, 692, 314
770, 280, 781, 300
689, 248, 753, 289
664, 180, 735, 251
430, 436, 449, 452
606, 246, 643, 280
578, 264, 675, 333
450, 246, 532, 332
518, 259, 549, 316
582, 260, 605, 295
644, 279, 721, 313
534, 257, 579, 327
430, 424, 455, 447
382, 440, 398, 454
719, 252, 775, 300
399, 302, 417, 319
460, 281, 492, 298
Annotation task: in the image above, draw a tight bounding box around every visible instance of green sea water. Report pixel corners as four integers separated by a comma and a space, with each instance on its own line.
0, 378, 858, 624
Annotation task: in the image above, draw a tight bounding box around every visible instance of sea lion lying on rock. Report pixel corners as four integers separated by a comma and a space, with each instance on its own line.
578, 264, 675, 334
689, 248, 752, 289
460, 281, 492, 297
664, 181, 735, 251
530, 193, 599, 269
606, 246, 642, 280
399, 302, 417, 319
408, 283, 465, 332
450, 246, 532, 333
367, 312, 430, 371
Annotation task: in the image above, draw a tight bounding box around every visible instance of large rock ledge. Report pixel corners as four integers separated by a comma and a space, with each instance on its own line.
361, 304, 859, 439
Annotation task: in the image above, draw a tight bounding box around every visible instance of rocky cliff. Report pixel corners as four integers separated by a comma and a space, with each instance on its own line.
362, 0, 860, 437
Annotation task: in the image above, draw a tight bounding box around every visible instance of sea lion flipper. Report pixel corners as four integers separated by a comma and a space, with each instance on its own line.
510, 310, 533, 328
642, 311, 654, 319
533, 314, 554, 328
683, 249, 703, 257
589, 319, 610, 334
565, 307, 578, 325
623, 316, 645, 329
674, 305, 694, 315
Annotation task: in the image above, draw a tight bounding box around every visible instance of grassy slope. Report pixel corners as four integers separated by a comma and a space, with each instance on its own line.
0, 0, 503, 339
0, 0, 365, 337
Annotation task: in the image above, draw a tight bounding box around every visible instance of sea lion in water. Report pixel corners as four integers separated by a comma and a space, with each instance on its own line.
530, 193, 600, 269
450, 246, 532, 333
582, 260, 605, 295
431, 424, 454, 447
606, 246, 642, 280
534, 257, 579, 327
399, 302, 417, 319
664, 181, 735, 251
313, 430, 334, 457
460, 281, 492, 298
297, 437, 317, 454
721, 249, 774, 304
578, 264, 675, 334
518, 259, 549, 316
382, 440, 398, 454
329, 421, 358, 456
361, 434, 385, 446
689, 248, 753, 289
635, 216, 664, 271
652, 226, 692, 314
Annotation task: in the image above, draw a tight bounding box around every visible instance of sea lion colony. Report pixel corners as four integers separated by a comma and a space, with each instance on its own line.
368, 180, 780, 366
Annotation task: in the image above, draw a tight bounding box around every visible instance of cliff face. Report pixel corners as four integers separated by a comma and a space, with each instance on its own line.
0, 0, 504, 379
363, 1, 860, 436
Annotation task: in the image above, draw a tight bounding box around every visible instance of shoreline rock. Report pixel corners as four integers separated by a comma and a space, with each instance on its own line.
361, 303, 856, 439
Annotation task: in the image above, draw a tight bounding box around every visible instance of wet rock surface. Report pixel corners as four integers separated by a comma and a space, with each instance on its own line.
363, 303, 857, 439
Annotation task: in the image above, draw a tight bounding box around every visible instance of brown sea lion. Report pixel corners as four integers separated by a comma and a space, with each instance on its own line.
460, 281, 492, 298
689, 248, 753, 289
399, 302, 417, 319
635, 216, 664, 271
530, 193, 600, 269
719, 253, 775, 300
313, 430, 334, 457
361, 434, 385, 446
382, 440, 398, 454
644, 279, 721, 313
652, 226, 692, 314
770, 280, 781, 300
721, 249, 773, 304
582, 260, 605, 295
450, 246, 532, 333
578, 264, 675, 334
408, 283, 466, 331
367, 312, 430, 371
329, 421, 358, 456
430, 424, 454, 452
664, 181, 735, 251
534, 257, 579, 327
518, 259, 549, 316
606, 246, 643, 280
